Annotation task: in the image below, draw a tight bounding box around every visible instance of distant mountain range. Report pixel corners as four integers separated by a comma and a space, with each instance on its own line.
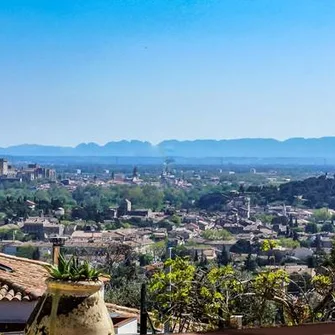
1, 137, 335, 158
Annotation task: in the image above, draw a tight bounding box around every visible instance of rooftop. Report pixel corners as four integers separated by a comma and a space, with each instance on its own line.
0, 253, 48, 301
23, 217, 58, 226
106, 303, 141, 319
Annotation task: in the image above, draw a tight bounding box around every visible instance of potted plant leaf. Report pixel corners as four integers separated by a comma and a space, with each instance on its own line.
25, 254, 114, 335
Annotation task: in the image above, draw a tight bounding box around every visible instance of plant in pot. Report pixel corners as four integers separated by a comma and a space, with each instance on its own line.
25, 254, 114, 335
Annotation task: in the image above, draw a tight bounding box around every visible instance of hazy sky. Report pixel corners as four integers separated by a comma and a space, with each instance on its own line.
1, 0, 335, 146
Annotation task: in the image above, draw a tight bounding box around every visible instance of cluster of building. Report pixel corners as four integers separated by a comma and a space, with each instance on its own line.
0, 193, 329, 333
0, 159, 56, 182
0, 162, 334, 333
0, 192, 325, 272
0, 182, 334, 333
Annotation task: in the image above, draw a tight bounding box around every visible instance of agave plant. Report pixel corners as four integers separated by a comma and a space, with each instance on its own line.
44, 254, 106, 281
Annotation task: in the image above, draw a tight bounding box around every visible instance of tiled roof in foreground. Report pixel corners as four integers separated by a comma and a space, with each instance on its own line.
106, 303, 141, 319
0, 284, 30, 301
0, 253, 49, 301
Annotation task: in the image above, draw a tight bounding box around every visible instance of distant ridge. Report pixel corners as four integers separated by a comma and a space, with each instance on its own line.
1, 137, 335, 158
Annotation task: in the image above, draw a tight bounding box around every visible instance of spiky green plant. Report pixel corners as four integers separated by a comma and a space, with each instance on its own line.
44, 254, 105, 281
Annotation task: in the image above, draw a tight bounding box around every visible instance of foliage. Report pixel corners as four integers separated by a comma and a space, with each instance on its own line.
170, 214, 182, 225
0, 183, 197, 222
252, 269, 295, 325
121, 222, 132, 228
149, 258, 272, 328
287, 272, 312, 294
151, 240, 168, 260
45, 254, 103, 281
254, 213, 274, 224
230, 240, 252, 254
201, 229, 231, 241
312, 208, 331, 222
148, 257, 201, 332
261, 239, 279, 252
244, 254, 257, 272
16, 245, 40, 260
250, 175, 335, 209
139, 253, 154, 266
105, 260, 144, 308
253, 269, 289, 298
305, 222, 318, 234
105, 243, 134, 272
300, 239, 312, 248
201, 265, 244, 324
321, 222, 334, 233
197, 192, 228, 211
148, 256, 335, 329
279, 238, 300, 249
103, 243, 145, 308
0, 227, 26, 241
105, 281, 142, 308
217, 249, 231, 266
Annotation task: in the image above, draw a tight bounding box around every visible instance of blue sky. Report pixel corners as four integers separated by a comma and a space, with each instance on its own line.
1, 0, 335, 146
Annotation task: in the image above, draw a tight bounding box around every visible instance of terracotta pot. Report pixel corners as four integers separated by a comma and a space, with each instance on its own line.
25, 279, 114, 335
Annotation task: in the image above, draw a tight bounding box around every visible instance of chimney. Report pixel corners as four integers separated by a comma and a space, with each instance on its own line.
49, 236, 67, 266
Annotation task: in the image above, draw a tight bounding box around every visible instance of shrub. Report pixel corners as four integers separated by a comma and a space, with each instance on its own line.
45, 254, 104, 281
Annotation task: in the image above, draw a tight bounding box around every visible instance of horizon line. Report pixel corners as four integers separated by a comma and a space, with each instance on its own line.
2, 136, 335, 148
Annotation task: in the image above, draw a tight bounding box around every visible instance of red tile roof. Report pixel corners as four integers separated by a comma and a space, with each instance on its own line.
0, 284, 30, 301
0, 253, 49, 301
105, 303, 140, 319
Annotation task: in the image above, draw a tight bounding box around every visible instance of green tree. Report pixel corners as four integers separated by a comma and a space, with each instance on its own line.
261, 239, 279, 251
147, 257, 335, 328
324, 240, 335, 268
244, 254, 257, 272
201, 229, 231, 241
261, 239, 279, 265
170, 214, 181, 226
312, 208, 331, 222
254, 213, 274, 224
252, 269, 290, 325
149, 257, 199, 332
230, 240, 252, 254
0, 227, 25, 241
105, 281, 142, 308
16, 245, 39, 260
279, 238, 300, 249
217, 249, 231, 266
151, 240, 167, 260
201, 265, 244, 327
321, 222, 334, 233
139, 253, 154, 266
305, 222, 318, 234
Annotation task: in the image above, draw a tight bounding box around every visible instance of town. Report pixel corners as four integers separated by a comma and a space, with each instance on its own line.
1, 157, 335, 333
2, 0, 335, 333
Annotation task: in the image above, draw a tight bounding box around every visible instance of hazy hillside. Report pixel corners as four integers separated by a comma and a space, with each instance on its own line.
1, 137, 335, 158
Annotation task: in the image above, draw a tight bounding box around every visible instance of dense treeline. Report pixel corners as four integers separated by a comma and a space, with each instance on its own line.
0, 183, 204, 222
1, 174, 335, 222
248, 175, 335, 208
